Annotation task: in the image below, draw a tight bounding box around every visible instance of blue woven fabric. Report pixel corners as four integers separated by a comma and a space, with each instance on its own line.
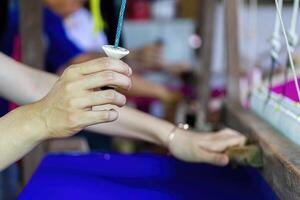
19, 153, 278, 200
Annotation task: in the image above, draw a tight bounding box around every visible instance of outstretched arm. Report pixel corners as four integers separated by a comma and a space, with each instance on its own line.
89, 106, 246, 166
0, 53, 246, 167
0, 56, 132, 170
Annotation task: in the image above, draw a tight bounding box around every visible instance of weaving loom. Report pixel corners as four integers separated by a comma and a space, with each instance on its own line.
250, 0, 300, 147
221, 1, 300, 199
15, 0, 300, 199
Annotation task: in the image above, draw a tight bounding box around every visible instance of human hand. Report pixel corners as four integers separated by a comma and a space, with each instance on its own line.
35, 58, 132, 139
134, 44, 164, 69
155, 86, 182, 105
166, 63, 191, 75
167, 128, 246, 166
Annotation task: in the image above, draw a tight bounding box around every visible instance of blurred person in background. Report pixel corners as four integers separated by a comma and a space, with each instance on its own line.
2, 0, 182, 106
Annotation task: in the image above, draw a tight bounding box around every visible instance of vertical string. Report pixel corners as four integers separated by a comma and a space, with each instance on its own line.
283, 58, 290, 95
268, 0, 283, 99
272, 0, 283, 46
283, 0, 300, 96
267, 58, 277, 99
114, 0, 127, 48
269, 0, 283, 60
289, 0, 300, 41
275, 0, 300, 102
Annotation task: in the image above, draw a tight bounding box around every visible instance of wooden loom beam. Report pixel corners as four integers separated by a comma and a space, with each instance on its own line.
20, 0, 46, 183
196, 0, 216, 128
223, 101, 300, 200
224, 0, 241, 102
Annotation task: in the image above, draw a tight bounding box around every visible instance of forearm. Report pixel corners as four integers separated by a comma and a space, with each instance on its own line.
0, 53, 57, 104
0, 102, 47, 171
88, 106, 173, 146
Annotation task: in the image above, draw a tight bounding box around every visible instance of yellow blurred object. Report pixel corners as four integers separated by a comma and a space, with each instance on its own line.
90, 0, 105, 33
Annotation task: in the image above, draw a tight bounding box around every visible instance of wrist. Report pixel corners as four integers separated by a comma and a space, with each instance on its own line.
158, 122, 175, 147
24, 101, 53, 141
164, 123, 190, 149
145, 117, 174, 147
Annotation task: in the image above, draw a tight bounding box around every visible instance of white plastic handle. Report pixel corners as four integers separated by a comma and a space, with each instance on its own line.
102, 45, 130, 60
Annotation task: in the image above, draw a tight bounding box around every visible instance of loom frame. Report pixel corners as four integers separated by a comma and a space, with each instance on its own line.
221, 0, 300, 199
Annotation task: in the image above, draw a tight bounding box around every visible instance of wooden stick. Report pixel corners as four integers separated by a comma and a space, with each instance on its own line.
226, 144, 263, 168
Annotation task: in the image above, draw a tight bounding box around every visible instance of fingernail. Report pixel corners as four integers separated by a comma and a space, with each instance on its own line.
220, 156, 229, 166
128, 67, 132, 76
109, 109, 118, 120
126, 79, 132, 90
119, 95, 127, 105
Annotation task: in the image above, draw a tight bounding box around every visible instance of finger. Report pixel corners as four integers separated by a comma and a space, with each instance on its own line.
79, 109, 119, 127
197, 149, 229, 166
72, 90, 126, 109
218, 128, 246, 139
76, 71, 132, 91
73, 57, 132, 76
220, 136, 246, 150
217, 131, 247, 147
200, 135, 246, 152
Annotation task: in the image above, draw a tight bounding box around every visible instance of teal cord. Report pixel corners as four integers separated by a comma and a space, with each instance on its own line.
114, 0, 127, 48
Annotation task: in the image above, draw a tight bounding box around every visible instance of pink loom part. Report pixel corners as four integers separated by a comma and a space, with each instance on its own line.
271, 77, 300, 103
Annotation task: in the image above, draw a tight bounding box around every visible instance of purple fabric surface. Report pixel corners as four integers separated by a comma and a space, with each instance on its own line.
18, 153, 277, 200
271, 77, 300, 102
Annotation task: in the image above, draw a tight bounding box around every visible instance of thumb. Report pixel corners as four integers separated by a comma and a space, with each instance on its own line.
197, 148, 230, 166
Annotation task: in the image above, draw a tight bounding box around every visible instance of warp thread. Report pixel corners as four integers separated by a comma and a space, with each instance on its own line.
114, 0, 127, 48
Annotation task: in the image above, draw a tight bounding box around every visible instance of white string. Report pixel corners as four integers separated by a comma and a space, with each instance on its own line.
274, 0, 300, 102
288, 0, 300, 49
274, 0, 283, 39
270, 0, 283, 60
290, 0, 300, 38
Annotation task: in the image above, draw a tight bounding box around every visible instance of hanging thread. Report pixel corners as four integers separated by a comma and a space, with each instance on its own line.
283, 0, 300, 95
288, 0, 300, 48
270, 0, 283, 60
114, 0, 127, 48
267, 0, 283, 99
274, 0, 300, 102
